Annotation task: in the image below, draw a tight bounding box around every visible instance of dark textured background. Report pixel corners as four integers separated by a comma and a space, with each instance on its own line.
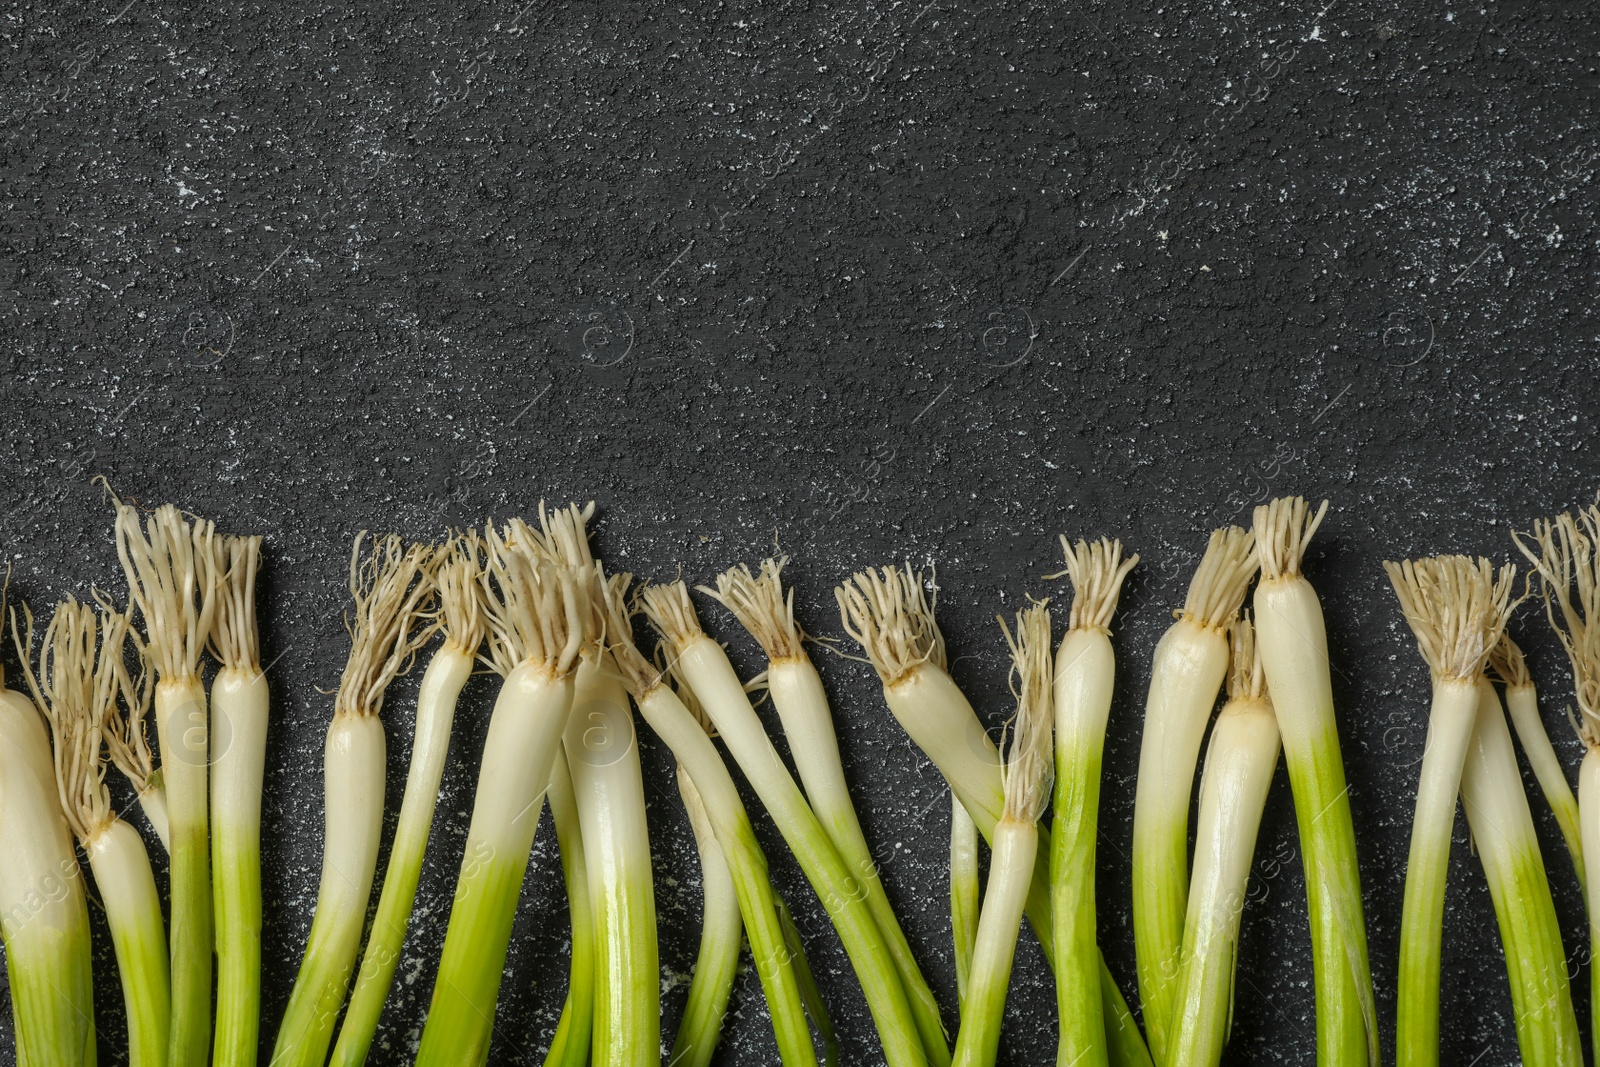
2, 1, 1599, 1064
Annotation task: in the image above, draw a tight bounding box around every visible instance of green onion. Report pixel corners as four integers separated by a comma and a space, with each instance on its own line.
774, 893, 843, 1066
209, 534, 267, 1067
1167, 617, 1279, 1067
332, 536, 485, 1067
705, 558, 949, 1067
11, 600, 135, 1067
602, 580, 822, 1066
415, 520, 589, 1067
542, 508, 659, 1067
642, 580, 927, 1067
1386, 555, 1515, 1067
836, 564, 1152, 1067
950, 795, 980, 1010
543, 747, 597, 1067
1512, 506, 1600, 1067
1490, 634, 1585, 891
1459, 678, 1582, 1063
1251, 498, 1377, 1066
115, 499, 219, 1067
1131, 527, 1256, 1063
272, 534, 439, 1067
0, 657, 97, 1067
102, 622, 168, 852
1050, 538, 1138, 1067
950, 602, 1054, 1067
671, 764, 744, 1067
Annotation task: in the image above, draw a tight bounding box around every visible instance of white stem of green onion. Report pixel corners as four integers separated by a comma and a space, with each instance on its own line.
86, 820, 171, 1067
1168, 619, 1279, 1067
330, 642, 476, 1067
271, 711, 387, 1067
1459, 679, 1582, 1065
0, 684, 96, 1067
210, 532, 268, 1067
544, 746, 597, 1067
706, 561, 949, 1066
415, 662, 577, 1067
212, 664, 269, 1067
115, 500, 219, 1067
1252, 498, 1377, 1067
1387, 555, 1515, 1067
950, 795, 980, 1011
950, 603, 1053, 1067
643, 585, 925, 1067
157, 674, 215, 1067
1132, 527, 1255, 1064
1050, 537, 1138, 1067
1503, 680, 1585, 892
1579, 748, 1600, 1067
671, 764, 743, 1067
564, 651, 659, 1067
836, 566, 1150, 1067
627, 680, 820, 1067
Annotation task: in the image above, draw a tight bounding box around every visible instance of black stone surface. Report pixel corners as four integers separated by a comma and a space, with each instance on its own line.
2, 1, 1599, 1064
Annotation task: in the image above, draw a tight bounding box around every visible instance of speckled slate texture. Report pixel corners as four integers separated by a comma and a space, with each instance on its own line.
2, 1, 1598, 1064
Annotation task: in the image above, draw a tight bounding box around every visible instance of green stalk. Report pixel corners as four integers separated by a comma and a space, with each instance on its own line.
212, 665, 268, 1067
114, 501, 219, 1067
837, 566, 1152, 1067
0, 684, 96, 1067
608, 618, 819, 1067
706, 561, 949, 1067
643, 584, 925, 1067
670, 766, 743, 1067
1387, 555, 1515, 1067
951, 603, 1053, 1067
565, 652, 659, 1067
1131, 529, 1255, 1063
210, 533, 267, 1067
330, 644, 476, 1067
776, 896, 841, 1066
415, 664, 577, 1067
270, 712, 387, 1067
1579, 749, 1600, 1067
1460, 680, 1581, 1064
951, 795, 980, 1010
158, 675, 215, 1067
1252, 498, 1377, 1066
951, 824, 1035, 1067
1493, 634, 1585, 892
1050, 537, 1137, 1067
543, 749, 595, 1067
87, 822, 171, 1067
1168, 619, 1280, 1067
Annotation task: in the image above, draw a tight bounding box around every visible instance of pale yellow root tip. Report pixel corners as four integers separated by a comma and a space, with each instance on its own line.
1181, 526, 1259, 630
1513, 506, 1600, 743
701, 557, 806, 661
1055, 536, 1139, 634
210, 534, 263, 672
481, 518, 591, 678
1251, 496, 1329, 583
1383, 555, 1516, 682
335, 533, 441, 716
533, 500, 598, 569
436, 532, 487, 654
639, 581, 706, 655
14, 598, 124, 842
1226, 613, 1267, 703
998, 601, 1054, 825
1488, 633, 1531, 690
835, 564, 947, 685
597, 571, 665, 703
114, 500, 219, 680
